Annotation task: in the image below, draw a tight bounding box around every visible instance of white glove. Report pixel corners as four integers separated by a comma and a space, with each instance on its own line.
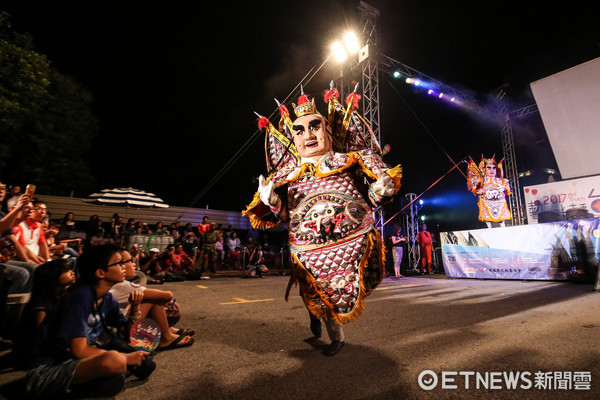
258, 175, 281, 212
371, 168, 395, 198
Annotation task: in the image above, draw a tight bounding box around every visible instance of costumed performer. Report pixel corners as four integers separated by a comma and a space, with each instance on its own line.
466, 156, 512, 228
243, 83, 402, 356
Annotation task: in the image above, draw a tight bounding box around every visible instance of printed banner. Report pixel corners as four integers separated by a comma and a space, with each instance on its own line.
523, 175, 600, 224
441, 218, 600, 281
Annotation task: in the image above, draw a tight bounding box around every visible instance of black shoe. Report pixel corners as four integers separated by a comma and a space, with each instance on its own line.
322, 340, 344, 356
309, 313, 322, 338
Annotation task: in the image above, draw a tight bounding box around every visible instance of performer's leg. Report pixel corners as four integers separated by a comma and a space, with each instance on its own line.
499, 221, 506, 227
322, 318, 345, 356
397, 247, 404, 277
392, 248, 401, 278
427, 247, 433, 273
209, 252, 216, 274
308, 310, 322, 338
485, 221, 492, 229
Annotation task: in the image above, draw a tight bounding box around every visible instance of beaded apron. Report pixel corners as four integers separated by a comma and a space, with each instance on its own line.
287, 170, 382, 321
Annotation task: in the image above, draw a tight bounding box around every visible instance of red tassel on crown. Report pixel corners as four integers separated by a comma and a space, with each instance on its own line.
292, 86, 319, 118
297, 94, 310, 104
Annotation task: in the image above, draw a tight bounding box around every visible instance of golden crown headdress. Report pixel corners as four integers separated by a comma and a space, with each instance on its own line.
292, 85, 319, 118
478, 156, 504, 178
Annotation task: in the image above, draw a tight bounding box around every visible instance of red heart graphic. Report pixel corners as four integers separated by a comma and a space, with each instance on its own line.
524, 188, 529, 193
532, 189, 538, 195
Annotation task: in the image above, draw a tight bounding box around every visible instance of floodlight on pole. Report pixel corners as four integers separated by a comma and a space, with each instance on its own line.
332, 41, 347, 62
343, 32, 360, 54
332, 31, 360, 63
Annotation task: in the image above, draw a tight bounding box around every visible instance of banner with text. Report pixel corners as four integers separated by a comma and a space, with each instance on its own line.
441, 218, 600, 281
523, 175, 600, 224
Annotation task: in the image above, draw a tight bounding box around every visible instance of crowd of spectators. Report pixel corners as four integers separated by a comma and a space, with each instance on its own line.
0, 179, 288, 398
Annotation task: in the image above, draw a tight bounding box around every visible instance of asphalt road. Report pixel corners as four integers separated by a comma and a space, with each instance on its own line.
1, 272, 599, 400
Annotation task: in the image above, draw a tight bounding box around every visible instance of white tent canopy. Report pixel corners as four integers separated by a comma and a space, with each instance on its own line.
83, 187, 169, 208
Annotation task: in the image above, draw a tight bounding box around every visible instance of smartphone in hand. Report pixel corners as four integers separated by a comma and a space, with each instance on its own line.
25, 184, 36, 199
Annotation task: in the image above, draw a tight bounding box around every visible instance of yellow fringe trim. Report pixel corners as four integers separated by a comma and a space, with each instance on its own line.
242, 191, 279, 230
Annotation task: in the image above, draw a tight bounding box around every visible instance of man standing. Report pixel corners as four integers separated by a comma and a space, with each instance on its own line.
416, 224, 433, 275
244, 86, 401, 356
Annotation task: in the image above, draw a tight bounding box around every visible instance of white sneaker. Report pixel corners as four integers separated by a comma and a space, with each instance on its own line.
201, 276, 210, 280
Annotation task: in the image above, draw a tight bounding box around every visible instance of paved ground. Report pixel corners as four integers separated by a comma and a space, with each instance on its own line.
1, 270, 599, 399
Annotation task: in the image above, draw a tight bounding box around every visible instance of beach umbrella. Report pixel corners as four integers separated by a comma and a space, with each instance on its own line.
83, 187, 169, 208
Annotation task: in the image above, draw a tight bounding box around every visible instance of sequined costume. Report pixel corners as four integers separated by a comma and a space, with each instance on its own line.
467, 157, 512, 223
244, 84, 402, 326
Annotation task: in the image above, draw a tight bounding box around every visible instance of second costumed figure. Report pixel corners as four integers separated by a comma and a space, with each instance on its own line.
466, 156, 512, 228
244, 84, 402, 356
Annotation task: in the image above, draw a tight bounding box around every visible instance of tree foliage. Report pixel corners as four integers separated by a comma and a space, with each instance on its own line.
0, 11, 98, 196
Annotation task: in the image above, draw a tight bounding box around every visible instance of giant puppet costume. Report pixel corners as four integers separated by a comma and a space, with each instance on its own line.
466, 156, 512, 228
244, 84, 401, 356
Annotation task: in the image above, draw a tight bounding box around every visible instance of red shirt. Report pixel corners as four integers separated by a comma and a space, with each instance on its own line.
416, 231, 432, 247
198, 223, 210, 235
164, 251, 189, 272
13, 219, 46, 251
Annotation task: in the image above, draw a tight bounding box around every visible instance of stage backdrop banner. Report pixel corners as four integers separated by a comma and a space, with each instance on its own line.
441, 218, 599, 281
523, 175, 600, 224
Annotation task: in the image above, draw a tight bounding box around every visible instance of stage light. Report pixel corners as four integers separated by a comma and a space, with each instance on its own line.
332, 41, 347, 62
438, 93, 444, 98
450, 97, 455, 102
405, 78, 413, 84
343, 32, 360, 54
393, 71, 402, 78
414, 79, 421, 86
419, 199, 424, 205
427, 89, 434, 95
420, 215, 426, 221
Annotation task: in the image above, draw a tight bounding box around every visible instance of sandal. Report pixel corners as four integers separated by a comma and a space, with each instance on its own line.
175, 328, 195, 336
156, 334, 194, 351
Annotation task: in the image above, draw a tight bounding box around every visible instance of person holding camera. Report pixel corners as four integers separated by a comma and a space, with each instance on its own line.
24, 244, 154, 398
159, 244, 188, 281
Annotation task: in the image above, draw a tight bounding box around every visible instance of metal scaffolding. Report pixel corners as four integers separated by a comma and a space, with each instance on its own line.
357, 1, 382, 144
403, 193, 421, 272
345, 1, 536, 232
497, 91, 524, 226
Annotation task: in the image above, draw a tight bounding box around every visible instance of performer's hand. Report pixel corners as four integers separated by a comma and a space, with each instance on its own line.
258, 175, 281, 212
371, 168, 394, 198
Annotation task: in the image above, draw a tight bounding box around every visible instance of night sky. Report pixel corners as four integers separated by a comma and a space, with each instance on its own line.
3, 0, 599, 232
